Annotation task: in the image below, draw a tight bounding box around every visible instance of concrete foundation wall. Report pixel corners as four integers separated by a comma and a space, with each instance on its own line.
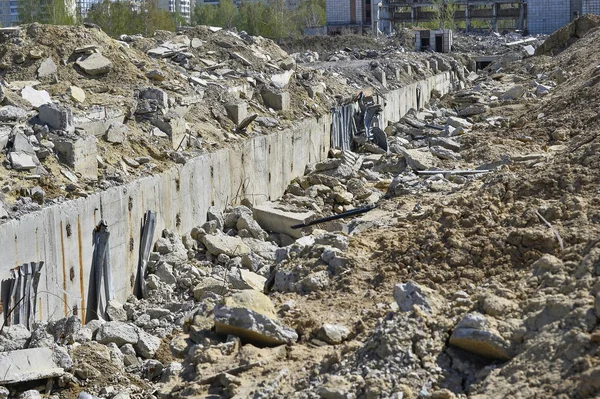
0, 72, 453, 323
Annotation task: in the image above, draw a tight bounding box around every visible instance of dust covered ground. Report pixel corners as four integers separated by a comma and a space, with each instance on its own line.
1, 17, 600, 399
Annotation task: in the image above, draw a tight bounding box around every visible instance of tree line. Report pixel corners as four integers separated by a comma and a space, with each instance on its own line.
16, 0, 325, 40
193, 0, 325, 41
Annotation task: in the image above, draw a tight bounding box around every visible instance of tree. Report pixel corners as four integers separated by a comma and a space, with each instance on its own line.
237, 0, 269, 36
264, 0, 296, 41
86, 0, 137, 37
214, 0, 237, 29
19, 0, 76, 24
429, 0, 456, 30
296, 0, 325, 29
193, 3, 217, 26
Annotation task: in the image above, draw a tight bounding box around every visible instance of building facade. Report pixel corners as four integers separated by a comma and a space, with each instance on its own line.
0, 0, 20, 27
157, 0, 193, 23
526, 0, 600, 34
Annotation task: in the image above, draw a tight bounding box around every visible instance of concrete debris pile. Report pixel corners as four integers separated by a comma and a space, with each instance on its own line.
3, 16, 600, 399
452, 30, 546, 57
0, 24, 460, 224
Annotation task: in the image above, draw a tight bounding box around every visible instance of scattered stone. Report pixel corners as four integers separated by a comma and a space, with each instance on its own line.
400, 148, 437, 170
317, 324, 350, 345
106, 299, 128, 322
37, 57, 57, 78
21, 86, 51, 108
146, 69, 166, 81
203, 234, 251, 257
393, 281, 437, 313
105, 122, 128, 144
76, 53, 113, 75
0, 106, 28, 122
135, 330, 161, 359
69, 86, 86, 103
449, 313, 512, 360
501, 85, 525, 100
95, 321, 138, 346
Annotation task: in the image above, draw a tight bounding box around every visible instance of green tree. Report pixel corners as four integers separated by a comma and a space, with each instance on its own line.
296, 0, 325, 29
19, 0, 76, 24
193, 3, 217, 26
214, 0, 237, 29
86, 0, 137, 37
264, 0, 296, 41
237, 0, 269, 36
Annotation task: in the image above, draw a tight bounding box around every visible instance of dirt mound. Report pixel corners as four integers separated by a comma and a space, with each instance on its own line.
535, 14, 600, 56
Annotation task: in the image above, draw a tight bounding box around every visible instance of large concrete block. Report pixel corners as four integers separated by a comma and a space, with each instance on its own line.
39, 103, 74, 133
51, 134, 98, 180
139, 88, 168, 109
225, 101, 248, 125
151, 112, 186, 149
253, 202, 315, 239
261, 89, 290, 111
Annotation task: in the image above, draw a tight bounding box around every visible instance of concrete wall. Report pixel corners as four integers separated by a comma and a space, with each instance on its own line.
0, 72, 453, 324
528, 0, 571, 34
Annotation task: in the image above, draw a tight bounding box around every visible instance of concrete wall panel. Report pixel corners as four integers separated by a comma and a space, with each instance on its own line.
0, 72, 452, 323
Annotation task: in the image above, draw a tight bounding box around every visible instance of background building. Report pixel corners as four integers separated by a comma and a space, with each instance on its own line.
528, 0, 600, 33
157, 0, 193, 23
0, 0, 20, 27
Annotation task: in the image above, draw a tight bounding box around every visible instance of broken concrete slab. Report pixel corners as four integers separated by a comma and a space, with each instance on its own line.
253, 202, 315, 239
76, 53, 113, 76
0, 347, 64, 384
458, 104, 488, 117
96, 321, 138, 346
13, 132, 35, 154
146, 70, 166, 81
0, 105, 28, 122
446, 116, 473, 129
21, 86, 51, 109
400, 148, 438, 171
203, 234, 251, 257
9, 151, 37, 170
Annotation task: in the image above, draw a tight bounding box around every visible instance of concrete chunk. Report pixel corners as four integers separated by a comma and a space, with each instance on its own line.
76, 53, 112, 76
37, 57, 57, 78
261, 89, 290, 111
9, 151, 37, 170
21, 86, 51, 109
0, 347, 64, 384
51, 134, 98, 180
253, 202, 315, 239
39, 103, 74, 133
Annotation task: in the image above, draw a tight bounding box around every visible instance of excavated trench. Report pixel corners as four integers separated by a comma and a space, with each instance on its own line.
0, 71, 454, 325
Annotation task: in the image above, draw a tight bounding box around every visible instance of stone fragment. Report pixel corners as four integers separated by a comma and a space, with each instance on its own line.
0, 105, 28, 122
501, 85, 525, 100
446, 116, 472, 129
236, 213, 267, 240
203, 234, 251, 257
95, 321, 138, 346
449, 327, 512, 360
228, 268, 267, 291
191, 38, 202, 48
449, 313, 512, 360
207, 206, 224, 230
146, 69, 166, 81
458, 104, 488, 117
225, 101, 247, 125
8, 151, 37, 170
261, 89, 290, 111
18, 391, 42, 399
430, 146, 461, 160
39, 103, 74, 132
429, 136, 460, 152
51, 134, 97, 180
139, 87, 168, 109
400, 148, 437, 170
106, 299, 127, 322
134, 330, 161, 359
76, 53, 112, 75
393, 281, 435, 313
104, 122, 128, 144
21, 86, 51, 108
69, 86, 86, 103
193, 276, 227, 299
214, 290, 298, 346
271, 70, 294, 89
37, 57, 57, 78
317, 324, 350, 345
